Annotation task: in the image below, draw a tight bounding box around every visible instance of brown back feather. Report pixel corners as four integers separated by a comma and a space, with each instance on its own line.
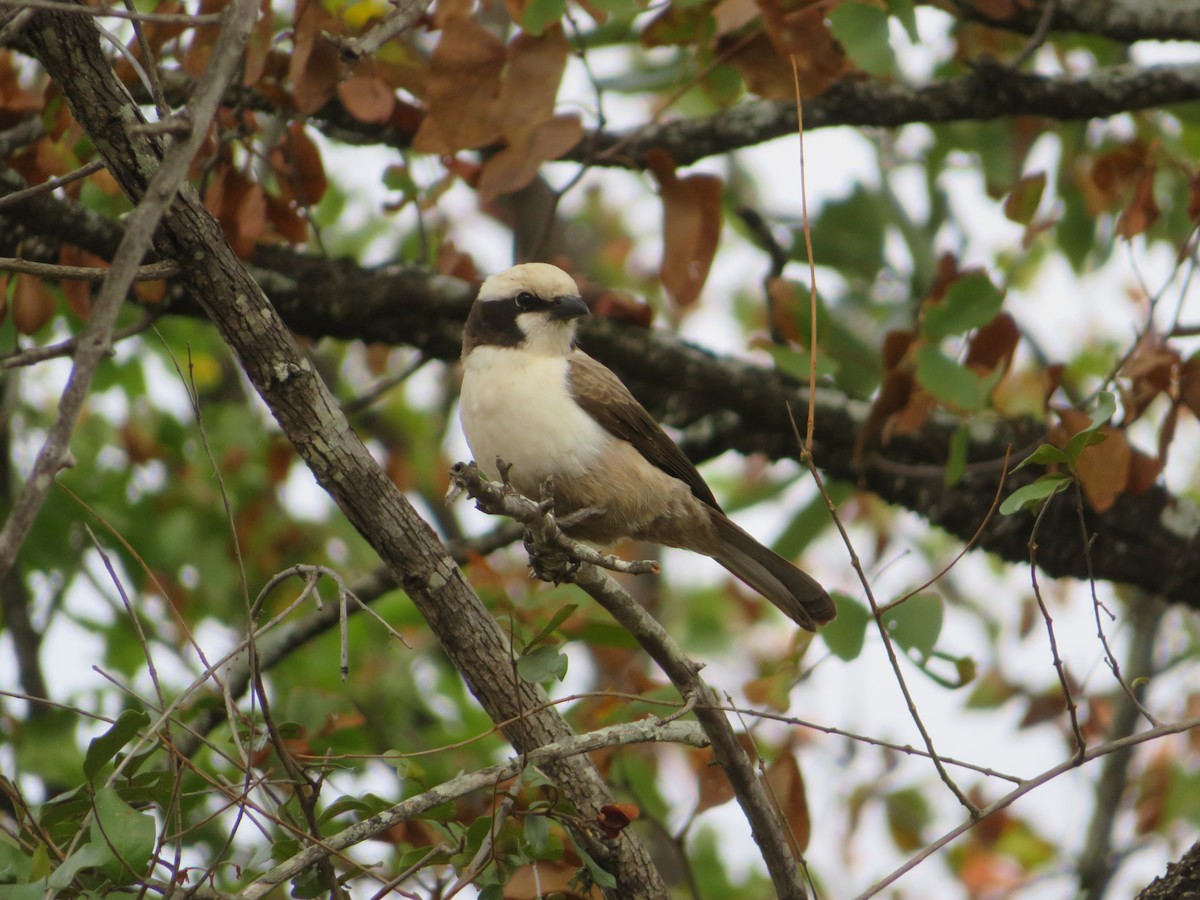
567, 352, 722, 512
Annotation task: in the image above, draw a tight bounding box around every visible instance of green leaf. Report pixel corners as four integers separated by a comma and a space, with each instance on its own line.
999, 473, 1072, 515
84, 709, 150, 782
524, 813, 550, 854
913, 345, 997, 410
1013, 443, 1070, 472
520, 0, 566, 35
524, 603, 579, 653
888, 0, 918, 41
828, 2, 895, 77
799, 185, 889, 281
821, 593, 870, 661
91, 786, 155, 882
46, 843, 111, 891
1063, 391, 1117, 465
1003, 172, 1047, 225
883, 593, 942, 661
945, 424, 969, 486
566, 832, 618, 889
923, 274, 1005, 340
516, 645, 569, 684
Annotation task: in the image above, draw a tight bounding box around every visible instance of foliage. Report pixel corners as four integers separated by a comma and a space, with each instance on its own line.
0, 0, 1199, 897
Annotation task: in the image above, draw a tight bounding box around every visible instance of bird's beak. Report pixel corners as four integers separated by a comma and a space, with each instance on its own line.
549, 295, 590, 321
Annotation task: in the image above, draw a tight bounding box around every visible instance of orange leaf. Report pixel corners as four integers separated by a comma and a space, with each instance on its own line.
13, 274, 55, 335
182, 0, 228, 78
596, 803, 639, 838
764, 752, 810, 852
647, 150, 722, 308
1074, 425, 1131, 514
338, 73, 396, 124
411, 17, 505, 154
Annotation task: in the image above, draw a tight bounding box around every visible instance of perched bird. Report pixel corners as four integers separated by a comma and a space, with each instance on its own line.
458, 263, 836, 630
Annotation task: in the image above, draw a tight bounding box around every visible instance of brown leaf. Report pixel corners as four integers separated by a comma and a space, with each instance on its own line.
713, 0, 760, 36
755, 0, 850, 98
477, 114, 583, 203
182, 0, 228, 78
764, 753, 810, 852
1126, 447, 1163, 496
722, 31, 797, 100
1074, 425, 1132, 514
290, 0, 344, 115
265, 193, 309, 244
277, 122, 327, 207
965, 313, 1019, 375
12, 273, 55, 335
411, 17, 506, 154
597, 803, 639, 838
587, 288, 653, 328
1181, 352, 1200, 419
59, 245, 98, 319
647, 149, 722, 308
499, 28, 570, 131
205, 166, 268, 258
338, 73, 396, 124
1117, 167, 1160, 238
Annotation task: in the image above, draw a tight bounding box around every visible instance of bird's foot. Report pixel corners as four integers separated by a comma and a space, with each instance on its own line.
523, 529, 580, 584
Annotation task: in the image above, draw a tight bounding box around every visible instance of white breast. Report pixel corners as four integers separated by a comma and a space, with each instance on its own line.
460, 347, 611, 491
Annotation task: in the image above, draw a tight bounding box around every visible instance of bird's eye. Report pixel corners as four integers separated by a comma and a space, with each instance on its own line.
515, 291, 536, 310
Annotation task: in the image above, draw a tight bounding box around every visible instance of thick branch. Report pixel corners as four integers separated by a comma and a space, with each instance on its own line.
566, 61, 1200, 169
1, 164, 1196, 612
952, 0, 1200, 43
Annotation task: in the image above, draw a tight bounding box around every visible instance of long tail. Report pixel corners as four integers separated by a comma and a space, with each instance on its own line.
709, 512, 836, 631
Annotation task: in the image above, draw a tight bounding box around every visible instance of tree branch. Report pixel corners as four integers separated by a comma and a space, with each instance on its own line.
566, 61, 1200, 169
951, 0, 1200, 43
451, 463, 812, 900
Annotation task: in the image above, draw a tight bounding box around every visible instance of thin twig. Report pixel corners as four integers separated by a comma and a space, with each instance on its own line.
790, 407, 978, 815
855, 713, 1200, 898
0, 256, 177, 281
1028, 492, 1087, 759
0, 159, 106, 210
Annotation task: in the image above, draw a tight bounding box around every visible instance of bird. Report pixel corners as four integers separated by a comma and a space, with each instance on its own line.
458, 263, 836, 631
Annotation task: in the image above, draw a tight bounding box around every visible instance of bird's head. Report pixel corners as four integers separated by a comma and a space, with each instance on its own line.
463, 263, 590, 357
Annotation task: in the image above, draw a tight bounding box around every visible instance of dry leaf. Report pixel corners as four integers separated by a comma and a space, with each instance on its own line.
290, 0, 344, 115
764, 752, 810, 852
965, 313, 1019, 375
338, 72, 396, 124
478, 114, 582, 203
411, 17, 505, 154
13, 274, 56, 334
755, 0, 850, 98
646, 149, 722, 308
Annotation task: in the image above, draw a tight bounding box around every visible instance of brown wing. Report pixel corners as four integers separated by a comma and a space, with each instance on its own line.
567, 352, 721, 511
